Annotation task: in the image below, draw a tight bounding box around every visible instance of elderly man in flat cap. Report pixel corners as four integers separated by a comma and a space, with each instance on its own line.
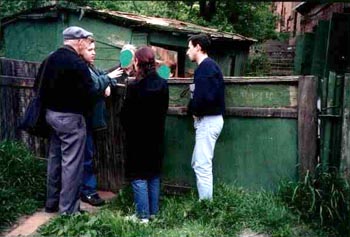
40, 26, 96, 214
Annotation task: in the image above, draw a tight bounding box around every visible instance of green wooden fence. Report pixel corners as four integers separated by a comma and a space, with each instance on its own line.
0, 58, 317, 191
164, 76, 317, 190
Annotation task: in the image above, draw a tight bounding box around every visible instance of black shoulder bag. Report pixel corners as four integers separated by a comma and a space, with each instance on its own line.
19, 58, 51, 138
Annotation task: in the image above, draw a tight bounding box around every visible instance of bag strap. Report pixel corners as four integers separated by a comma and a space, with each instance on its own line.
35, 56, 50, 94
36, 47, 65, 93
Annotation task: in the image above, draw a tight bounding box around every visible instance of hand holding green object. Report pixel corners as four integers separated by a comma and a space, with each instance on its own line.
157, 64, 170, 79
120, 49, 134, 68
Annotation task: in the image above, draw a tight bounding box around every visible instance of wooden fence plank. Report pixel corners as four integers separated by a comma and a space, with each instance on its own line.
321, 72, 337, 169
298, 75, 317, 176
341, 73, 350, 178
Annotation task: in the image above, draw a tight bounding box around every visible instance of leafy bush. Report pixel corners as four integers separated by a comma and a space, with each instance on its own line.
245, 51, 271, 76
279, 167, 350, 236
0, 140, 46, 231
274, 32, 291, 43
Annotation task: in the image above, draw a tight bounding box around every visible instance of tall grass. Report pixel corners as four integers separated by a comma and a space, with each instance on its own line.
0, 140, 46, 231
1, 139, 343, 236
279, 167, 350, 236
39, 183, 326, 237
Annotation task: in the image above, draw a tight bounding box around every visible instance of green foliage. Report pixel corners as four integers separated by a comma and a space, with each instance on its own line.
278, 167, 350, 237
0, 140, 46, 232
1, 1, 278, 42
245, 50, 271, 76
39, 183, 326, 237
39, 210, 154, 237
0, 0, 88, 18
275, 32, 291, 43
88, 1, 277, 42
0, 0, 50, 18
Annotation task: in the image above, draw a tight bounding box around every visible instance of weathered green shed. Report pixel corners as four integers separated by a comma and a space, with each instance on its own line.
0, 3, 255, 76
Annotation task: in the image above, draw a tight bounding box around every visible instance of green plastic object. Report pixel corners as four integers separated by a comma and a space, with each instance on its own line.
120, 49, 133, 68
157, 64, 170, 79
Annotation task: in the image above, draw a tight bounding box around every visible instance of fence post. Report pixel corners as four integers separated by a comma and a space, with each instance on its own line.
298, 75, 318, 176
341, 73, 350, 179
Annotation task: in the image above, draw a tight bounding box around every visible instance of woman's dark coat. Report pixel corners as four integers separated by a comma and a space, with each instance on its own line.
121, 72, 169, 180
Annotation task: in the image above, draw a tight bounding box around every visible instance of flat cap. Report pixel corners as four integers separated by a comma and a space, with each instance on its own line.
62, 26, 93, 40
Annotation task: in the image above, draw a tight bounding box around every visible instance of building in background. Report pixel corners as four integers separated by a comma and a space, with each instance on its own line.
272, 2, 301, 46
293, 2, 350, 76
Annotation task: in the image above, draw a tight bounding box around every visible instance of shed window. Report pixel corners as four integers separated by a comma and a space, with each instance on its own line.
151, 46, 178, 78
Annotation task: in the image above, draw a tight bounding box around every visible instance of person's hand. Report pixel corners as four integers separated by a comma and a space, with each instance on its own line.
108, 67, 123, 78
125, 65, 134, 76
104, 85, 111, 97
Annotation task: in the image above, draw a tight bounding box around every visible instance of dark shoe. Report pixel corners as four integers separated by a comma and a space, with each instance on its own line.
45, 206, 59, 213
81, 193, 105, 206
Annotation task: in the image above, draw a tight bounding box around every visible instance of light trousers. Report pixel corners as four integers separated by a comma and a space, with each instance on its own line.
192, 115, 223, 200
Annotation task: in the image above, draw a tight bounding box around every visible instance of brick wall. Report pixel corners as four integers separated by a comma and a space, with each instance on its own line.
301, 3, 346, 33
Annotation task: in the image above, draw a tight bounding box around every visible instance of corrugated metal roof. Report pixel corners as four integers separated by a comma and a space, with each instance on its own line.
0, 4, 256, 43
83, 7, 256, 42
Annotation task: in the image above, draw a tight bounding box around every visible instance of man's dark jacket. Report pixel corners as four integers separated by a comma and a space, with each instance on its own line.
41, 46, 95, 116
188, 57, 225, 116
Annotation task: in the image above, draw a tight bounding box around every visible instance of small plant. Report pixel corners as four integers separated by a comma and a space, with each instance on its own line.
279, 166, 350, 236
245, 50, 271, 76
274, 32, 290, 43
0, 140, 46, 232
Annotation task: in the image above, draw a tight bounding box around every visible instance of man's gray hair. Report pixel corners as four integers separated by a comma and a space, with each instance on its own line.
122, 44, 136, 52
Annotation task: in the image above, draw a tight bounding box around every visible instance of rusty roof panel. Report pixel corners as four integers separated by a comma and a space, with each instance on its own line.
84, 7, 256, 42
1, 4, 256, 43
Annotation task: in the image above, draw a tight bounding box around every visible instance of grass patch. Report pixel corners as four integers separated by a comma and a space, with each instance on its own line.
39, 183, 327, 237
279, 168, 350, 237
0, 140, 46, 232
1, 140, 344, 236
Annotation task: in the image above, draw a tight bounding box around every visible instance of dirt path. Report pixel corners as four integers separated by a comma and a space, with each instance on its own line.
4, 191, 116, 237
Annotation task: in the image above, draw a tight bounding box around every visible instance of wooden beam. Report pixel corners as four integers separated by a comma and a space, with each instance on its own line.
168, 106, 298, 118
167, 76, 299, 84
298, 75, 317, 177
0, 75, 34, 87
226, 107, 297, 118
